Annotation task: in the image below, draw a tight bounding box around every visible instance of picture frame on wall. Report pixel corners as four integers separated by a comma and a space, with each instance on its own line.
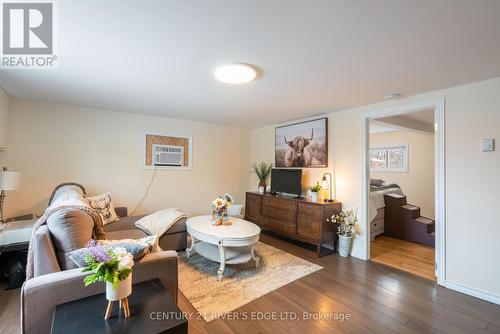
275, 118, 328, 168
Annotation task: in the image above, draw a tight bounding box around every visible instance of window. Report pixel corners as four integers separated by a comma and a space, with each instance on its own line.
370, 144, 408, 172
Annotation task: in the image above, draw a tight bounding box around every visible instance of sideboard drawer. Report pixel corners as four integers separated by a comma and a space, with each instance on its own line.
245, 193, 262, 224
262, 216, 296, 235
298, 203, 323, 217
262, 196, 297, 211
297, 213, 321, 240
262, 204, 297, 224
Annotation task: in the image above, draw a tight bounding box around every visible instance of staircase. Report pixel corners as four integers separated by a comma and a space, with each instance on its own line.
383, 193, 435, 247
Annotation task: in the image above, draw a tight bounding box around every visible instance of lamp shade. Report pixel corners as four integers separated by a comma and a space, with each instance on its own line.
321, 177, 329, 190
0, 170, 20, 191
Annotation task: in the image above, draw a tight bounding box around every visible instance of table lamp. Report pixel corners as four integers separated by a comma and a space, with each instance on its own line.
0, 167, 20, 224
321, 172, 334, 202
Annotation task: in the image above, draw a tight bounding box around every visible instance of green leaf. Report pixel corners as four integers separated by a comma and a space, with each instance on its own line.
252, 162, 273, 181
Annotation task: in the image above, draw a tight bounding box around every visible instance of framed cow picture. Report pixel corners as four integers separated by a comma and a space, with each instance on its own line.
275, 118, 328, 168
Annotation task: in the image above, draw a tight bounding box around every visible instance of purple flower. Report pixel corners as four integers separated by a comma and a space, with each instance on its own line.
85, 239, 99, 248
85, 239, 111, 263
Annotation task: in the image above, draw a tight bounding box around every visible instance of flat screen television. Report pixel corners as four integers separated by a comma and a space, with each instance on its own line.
270, 169, 302, 197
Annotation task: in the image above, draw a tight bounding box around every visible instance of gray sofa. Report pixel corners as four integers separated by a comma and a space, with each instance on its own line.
21, 206, 187, 334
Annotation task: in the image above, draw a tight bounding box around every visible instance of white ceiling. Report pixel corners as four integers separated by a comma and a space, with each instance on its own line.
397, 109, 435, 128
1, 0, 500, 128
373, 109, 435, 133
369, 122, 398, 134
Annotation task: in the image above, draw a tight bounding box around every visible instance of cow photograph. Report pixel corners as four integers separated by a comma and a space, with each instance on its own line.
275, 118, 328, 168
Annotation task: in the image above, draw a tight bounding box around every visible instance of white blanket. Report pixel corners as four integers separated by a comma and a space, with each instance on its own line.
369, 187, 404, 222
134, 208, 187, 236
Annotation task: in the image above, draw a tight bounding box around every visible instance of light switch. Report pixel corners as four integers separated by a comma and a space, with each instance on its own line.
482, 139, 495, 152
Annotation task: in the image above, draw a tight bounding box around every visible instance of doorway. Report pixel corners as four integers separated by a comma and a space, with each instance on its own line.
360, 99, 445, 285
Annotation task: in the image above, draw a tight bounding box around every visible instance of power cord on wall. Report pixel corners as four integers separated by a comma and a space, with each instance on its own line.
129, 166, 158, 216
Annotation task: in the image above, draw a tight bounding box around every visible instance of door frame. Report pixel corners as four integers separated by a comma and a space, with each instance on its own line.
360, 98, 445, 286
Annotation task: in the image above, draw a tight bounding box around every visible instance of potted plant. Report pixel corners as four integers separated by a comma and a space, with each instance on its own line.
212, 193, 233, 225
252, 162, 273, 194
329, 209, 358, 257
80, 240, 134, 318
309, 182, 322, 202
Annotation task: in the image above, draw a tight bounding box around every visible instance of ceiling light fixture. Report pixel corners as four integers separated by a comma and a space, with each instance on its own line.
384, 93, 402, 100
214, 63, 257, 84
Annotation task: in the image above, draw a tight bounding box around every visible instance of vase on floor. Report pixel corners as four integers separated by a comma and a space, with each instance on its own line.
106, 273, 132, 301
338, 235, 352, 257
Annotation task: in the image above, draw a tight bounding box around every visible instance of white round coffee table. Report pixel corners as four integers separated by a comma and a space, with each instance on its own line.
185, 215, 261, 281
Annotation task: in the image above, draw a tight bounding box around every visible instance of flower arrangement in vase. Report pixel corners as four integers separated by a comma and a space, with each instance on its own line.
328, 209, 358, 257
211, 193, 233, 225
80, 240, 134, 319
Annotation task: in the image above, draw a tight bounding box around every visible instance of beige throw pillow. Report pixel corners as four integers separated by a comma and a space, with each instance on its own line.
87, 193, 119, 225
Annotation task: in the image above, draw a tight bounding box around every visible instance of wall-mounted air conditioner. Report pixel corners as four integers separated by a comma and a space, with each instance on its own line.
153, 144, 184, 167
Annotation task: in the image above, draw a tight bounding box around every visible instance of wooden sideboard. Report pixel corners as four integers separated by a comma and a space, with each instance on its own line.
245, 192, 342, 257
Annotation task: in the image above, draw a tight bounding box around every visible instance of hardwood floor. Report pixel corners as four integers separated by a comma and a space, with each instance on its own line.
180, 233, 500, 334
0, 281, 21, 334
2, 233, 500, 333
371, 235, 436, 281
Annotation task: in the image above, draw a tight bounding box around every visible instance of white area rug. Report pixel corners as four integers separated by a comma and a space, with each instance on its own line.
178, 241, 322, 322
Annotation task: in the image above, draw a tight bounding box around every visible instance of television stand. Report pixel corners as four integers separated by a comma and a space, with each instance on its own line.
244, 192, 342, 257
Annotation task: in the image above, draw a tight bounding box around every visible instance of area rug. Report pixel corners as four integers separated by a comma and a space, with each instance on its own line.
178, 241, 322, 322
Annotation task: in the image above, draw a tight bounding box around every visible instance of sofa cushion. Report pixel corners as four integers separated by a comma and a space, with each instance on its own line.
106, 229, 148, 240
104, 215, 146, 232
32, 225, 61, 276
47, 209, 95, 270
106, 215, 187, 235
164, 217, 186, 234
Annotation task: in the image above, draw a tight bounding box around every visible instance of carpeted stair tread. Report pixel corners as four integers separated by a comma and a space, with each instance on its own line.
415, 217, 434, 225
401, 204, 420, 219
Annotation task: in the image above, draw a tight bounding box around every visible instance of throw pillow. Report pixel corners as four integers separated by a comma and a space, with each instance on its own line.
87, 193, 119, 225
370, 178, 384, 187
134, 208, 186, 236
67, 235, 160, 267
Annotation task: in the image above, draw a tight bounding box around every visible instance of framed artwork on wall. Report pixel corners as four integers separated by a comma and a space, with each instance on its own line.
370, 144, 408, 173
275, 118, 328, 168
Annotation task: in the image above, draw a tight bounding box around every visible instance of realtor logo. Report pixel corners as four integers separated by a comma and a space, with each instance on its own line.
1, 1, 57, 68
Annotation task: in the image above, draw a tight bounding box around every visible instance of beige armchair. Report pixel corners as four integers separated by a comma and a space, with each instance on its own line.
21, 207, 181, 334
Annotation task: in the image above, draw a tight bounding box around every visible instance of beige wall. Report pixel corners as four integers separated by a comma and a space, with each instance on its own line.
2, 99, 250, 218
249, 77, 500, 301
0, 88, 8, 149
370, 130, 435, 219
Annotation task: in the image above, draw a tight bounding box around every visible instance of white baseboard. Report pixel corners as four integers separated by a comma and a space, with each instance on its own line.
320, 243, 368, 260
445, 280, 500, 305
322, 243, 334, 250
350, 250, 368, 260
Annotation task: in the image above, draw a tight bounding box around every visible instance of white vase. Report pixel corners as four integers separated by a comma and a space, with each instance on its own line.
338, 235, 353, 257
106, 273, 132, 301
258, 186, 265, 194
310, 192, 319, 202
